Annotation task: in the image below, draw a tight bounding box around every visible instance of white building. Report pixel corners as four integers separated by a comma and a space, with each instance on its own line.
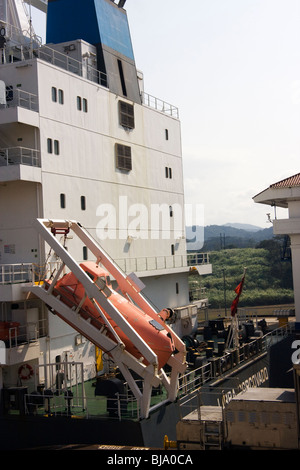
254, 173, 300, 331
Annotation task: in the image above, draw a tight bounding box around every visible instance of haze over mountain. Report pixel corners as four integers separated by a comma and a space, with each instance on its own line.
223, 223, 265, 232
186, 223, 274, 251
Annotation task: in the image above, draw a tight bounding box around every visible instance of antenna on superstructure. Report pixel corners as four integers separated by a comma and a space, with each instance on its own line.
0, 0, 40, 46
27, 1, 33, 54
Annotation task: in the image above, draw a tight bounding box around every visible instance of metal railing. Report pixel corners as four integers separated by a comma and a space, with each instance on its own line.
85, 64, 108, 88
35, 44, 83, 76
33, 44, 107, 87
0, 253, 210, 286
187, 252, 210, 266
0, 263, 34, 284
115, 252, 210, 273
1, 89, 39, 112
141, 91, 179, 118
0, 22, 42, 48
23, 390, 140, 421
1, 16, 181, 117
5, 323, 294, 421
2, 319, 47, 349
21, 361, 141, 421
35, 46, 177, 115
177, 322, 294, 399
0, 147, 41, 167
189, 287, 207, 301
2, 28, 179, 118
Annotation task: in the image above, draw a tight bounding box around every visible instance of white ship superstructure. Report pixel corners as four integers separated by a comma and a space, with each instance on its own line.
0, 0, 211, 398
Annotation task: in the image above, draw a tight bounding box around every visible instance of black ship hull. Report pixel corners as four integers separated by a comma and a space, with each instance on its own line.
0, 333, 295, 450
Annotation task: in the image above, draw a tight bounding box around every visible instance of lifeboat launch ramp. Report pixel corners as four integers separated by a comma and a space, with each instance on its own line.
24, 219, 186, 419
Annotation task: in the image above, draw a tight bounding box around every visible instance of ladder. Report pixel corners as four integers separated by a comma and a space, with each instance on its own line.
202, 420, 223, 450
198, 401, 224, 450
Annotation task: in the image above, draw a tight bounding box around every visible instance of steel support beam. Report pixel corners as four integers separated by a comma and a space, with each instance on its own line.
23, 0, 48, 13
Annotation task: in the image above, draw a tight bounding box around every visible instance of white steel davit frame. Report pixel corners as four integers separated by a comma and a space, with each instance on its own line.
25, 219, 186, 419
23, 0, 48, 13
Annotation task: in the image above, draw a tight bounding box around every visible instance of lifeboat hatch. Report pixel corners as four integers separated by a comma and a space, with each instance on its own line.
149, 319, 165, 331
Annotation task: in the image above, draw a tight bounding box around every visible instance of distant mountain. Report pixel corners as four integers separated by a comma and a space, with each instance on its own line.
186, 224, 274, 251
223, 223, 265, 232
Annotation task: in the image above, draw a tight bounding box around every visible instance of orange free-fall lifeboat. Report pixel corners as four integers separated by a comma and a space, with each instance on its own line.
45, 261, 175, 369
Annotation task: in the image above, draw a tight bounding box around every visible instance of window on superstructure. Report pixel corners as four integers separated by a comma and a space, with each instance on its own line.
165, 129, 169, 140
60, 193, 66, 209
77, 96, 88, 112
81, 196, 86, 210
52, 87, 57, 102
165, 167, 172, 178
47, 138, 53, 153
171, 244, 175, 255
83, 246, 88, 260
54, 140, 60, 155
116, 144, 132, 171
83, 98, 88, 113
119, 101, 134, 129
58, 89, 64, 104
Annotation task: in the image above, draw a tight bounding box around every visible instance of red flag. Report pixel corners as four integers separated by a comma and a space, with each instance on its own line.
231, 273, 245, 317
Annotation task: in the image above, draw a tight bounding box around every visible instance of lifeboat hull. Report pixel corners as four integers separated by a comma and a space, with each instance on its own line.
45, 262, 175, 369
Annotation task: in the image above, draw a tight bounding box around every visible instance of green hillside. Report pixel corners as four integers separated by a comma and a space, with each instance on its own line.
190, 239, 294, 308
186, 224, 273, 251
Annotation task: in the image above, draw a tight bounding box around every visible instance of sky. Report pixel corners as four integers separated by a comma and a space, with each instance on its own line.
30, 0, 300, 229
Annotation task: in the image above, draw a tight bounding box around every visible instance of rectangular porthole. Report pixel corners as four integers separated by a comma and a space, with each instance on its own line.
52, 87, 57, 102
47, 138, 52, 153
60, 193, 66, 209
165, 167, 172, 178
58, 89, 64, 104
54, 140, 60, 155
83, 98, 88, 113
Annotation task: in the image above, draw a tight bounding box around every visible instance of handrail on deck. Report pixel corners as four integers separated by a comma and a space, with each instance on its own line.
178, 323, 294, 398
0, 88, 39, 112
2, 24, 179, 119
0, 254, 210, 285
141, 91, 179, 118
0, 263, 34, 284
0, 147, 40, 167
115, 252, 210, 273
